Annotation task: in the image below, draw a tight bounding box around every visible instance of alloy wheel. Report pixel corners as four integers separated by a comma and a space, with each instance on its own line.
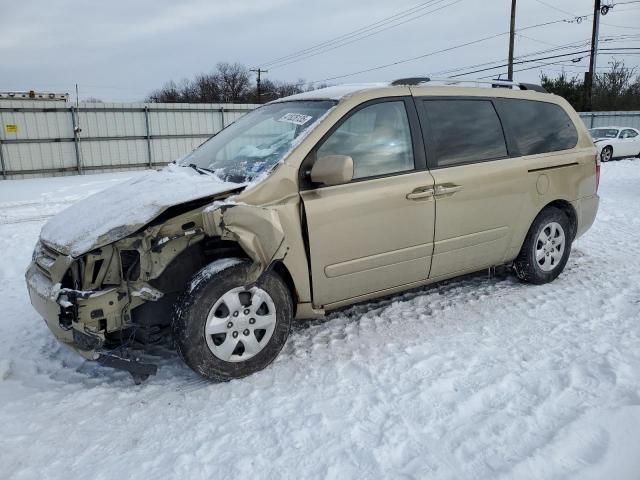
535, 221, 566, 272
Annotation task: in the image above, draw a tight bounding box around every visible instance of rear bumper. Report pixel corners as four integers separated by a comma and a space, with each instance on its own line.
572, 194, 599, 239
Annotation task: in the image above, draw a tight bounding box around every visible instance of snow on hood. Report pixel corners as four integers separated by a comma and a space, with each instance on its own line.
40, 164, 244, 257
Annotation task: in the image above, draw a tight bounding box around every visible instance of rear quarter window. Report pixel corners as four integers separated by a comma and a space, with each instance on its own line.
497, 99, 578, 156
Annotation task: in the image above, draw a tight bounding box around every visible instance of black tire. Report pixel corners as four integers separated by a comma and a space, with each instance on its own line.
513, 207, 573, 285
172, 260, 293, 381
601, 146, 613, 162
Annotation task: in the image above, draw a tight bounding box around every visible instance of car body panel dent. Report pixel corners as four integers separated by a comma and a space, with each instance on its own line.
202, 204, 289, 282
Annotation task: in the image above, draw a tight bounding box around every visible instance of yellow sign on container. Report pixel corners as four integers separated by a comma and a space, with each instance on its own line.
5, 124, 18, 133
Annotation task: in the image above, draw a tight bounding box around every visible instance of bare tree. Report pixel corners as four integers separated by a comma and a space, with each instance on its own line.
147, 80, 181, 103
213, 62, 251, 103
193, 73, 220, 102
146, 62, 315, 104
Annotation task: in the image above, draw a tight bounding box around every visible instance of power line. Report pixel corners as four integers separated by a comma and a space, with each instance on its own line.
306, 18, 574, 84
438, 35, 640, 80
268, 0, 465, 70
478, 58, 585, 79
452, 48, 640, 78
260, 0, 444, 67
601, 22, 640, 31
532, 0, 575, 17
516, 32, 561, 47
298, 4, 638, 86
260, 0, 462, 69
430, 37, 593, 77
450, 50, 591, 77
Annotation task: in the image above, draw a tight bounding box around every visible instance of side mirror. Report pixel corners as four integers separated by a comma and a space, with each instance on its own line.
310, 154, 354, 186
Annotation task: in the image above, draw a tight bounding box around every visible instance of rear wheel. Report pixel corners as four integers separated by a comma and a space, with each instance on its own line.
601, 146, 613, 162
173, 260, 293, 381
514, 207, 572, 284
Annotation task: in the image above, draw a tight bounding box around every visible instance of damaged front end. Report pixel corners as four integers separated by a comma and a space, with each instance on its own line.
26, 198, 289, 382
202, 203, 289, 283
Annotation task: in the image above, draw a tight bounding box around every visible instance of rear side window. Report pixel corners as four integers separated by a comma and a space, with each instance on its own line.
620, 129, 638, 139
422, 100, 508, 167
498, 99, 578, 156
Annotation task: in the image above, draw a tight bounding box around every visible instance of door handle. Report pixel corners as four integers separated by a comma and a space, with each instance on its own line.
406, 187, 435, 200
434, 184, 462, 197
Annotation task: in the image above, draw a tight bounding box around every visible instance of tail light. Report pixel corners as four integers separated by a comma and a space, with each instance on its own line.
594, 152, 600, 192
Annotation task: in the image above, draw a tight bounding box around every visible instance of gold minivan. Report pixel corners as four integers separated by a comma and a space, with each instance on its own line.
26, 79, 600, 382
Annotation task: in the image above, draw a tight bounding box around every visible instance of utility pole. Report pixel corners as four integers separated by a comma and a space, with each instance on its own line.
250, 68, 268, 103
585, 0, 602, 111
508, 0, 517, 81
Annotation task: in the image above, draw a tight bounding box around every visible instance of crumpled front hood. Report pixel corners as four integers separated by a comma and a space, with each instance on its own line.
40, 165, 245, 257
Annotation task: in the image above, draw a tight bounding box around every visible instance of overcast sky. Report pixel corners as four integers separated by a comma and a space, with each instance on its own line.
1, 0, 639, 102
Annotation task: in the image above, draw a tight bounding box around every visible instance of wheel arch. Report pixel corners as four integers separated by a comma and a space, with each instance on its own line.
539, 199, 578, 240
271, 261, 298, 316
512, 198, 578, 262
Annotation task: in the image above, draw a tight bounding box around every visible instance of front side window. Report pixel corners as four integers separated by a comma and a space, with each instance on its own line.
499, 99, 578, 156
422, 99, 508, 167
181, 100, 335, 183
620, 129, 638, 139
316, 101, 415, 179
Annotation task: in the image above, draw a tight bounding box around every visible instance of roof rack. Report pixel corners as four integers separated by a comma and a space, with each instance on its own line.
389, 77, 547, 93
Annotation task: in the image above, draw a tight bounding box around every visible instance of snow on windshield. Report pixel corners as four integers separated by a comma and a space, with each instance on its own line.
180, 100, 336, 183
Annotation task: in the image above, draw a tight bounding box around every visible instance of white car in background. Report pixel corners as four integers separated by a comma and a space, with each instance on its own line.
589, 126, 640, 162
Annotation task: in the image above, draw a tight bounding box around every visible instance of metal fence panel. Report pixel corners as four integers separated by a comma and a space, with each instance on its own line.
0, 100, 257, 179
4, 141, 77, 173
5, 102, 639, 179
151, 137, 206, 165
80, 139, 149, 169
578, 111, 640, 129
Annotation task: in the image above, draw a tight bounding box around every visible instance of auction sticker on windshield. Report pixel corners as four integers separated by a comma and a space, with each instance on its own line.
277, 113, 313, 125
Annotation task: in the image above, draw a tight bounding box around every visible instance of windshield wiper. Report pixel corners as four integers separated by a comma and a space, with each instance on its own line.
184, 163, 216, 176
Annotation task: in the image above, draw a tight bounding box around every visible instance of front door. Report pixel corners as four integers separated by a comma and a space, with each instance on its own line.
618, 129, 640, 157
300, 98, 435, 307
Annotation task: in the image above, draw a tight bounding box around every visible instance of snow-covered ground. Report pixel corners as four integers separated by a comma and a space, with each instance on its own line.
1, 162, 640, 480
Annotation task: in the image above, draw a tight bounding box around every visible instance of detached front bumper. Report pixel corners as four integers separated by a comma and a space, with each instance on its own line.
25, 262, 119, 360
26, 264, 76, 346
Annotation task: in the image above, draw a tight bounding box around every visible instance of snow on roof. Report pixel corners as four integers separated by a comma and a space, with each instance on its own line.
273, 83, 391, 102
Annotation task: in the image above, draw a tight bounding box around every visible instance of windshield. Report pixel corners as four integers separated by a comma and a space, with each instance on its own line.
179, 100, 335, 183
589, 128, 619, 139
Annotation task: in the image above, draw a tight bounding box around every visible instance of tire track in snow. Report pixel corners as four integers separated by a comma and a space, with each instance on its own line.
0, 214, 55, 225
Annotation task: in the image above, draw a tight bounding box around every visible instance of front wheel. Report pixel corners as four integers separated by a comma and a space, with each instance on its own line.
601, 146, 613, 162
172, 260, 293, 381
514, 207, 572, 284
